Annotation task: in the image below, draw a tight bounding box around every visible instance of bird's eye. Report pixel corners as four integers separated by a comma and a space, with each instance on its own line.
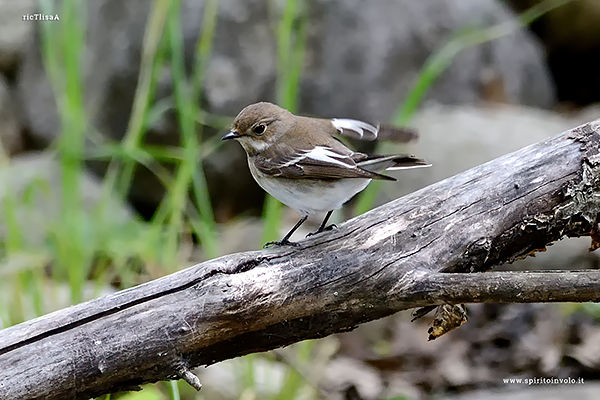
253, 124, 266, 135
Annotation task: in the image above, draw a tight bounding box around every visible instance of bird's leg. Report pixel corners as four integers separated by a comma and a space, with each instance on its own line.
306, 210, 336, 237
264, 215, 308, 248
318, 210, 336, 232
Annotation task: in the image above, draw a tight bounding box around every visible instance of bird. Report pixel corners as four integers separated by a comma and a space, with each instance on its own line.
222, 102, 430, 247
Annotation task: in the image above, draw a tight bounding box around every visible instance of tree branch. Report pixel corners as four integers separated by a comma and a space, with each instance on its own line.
411, 271, 600, 304
1, 120, 599, 400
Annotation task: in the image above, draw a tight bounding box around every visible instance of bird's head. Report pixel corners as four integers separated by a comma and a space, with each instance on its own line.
222, 102, 293, 155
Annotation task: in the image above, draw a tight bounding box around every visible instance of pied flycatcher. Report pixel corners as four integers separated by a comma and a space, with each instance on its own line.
222, 102, 430, 247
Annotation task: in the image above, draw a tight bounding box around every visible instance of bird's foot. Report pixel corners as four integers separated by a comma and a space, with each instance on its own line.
306, 224, 337, 237
263, 239, 300, 248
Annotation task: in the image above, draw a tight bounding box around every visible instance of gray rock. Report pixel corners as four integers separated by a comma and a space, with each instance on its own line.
0, 74, 22, 155
17, 0, 558, 134
16, 28, 59, 149
380, 103, 599, 202
302, 0, 555, 121
0, 0, 35, 72
406, 104, 576, 191
17, 0, 153, 147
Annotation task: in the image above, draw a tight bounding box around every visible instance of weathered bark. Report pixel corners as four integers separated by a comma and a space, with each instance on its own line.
1, 120, 599, 400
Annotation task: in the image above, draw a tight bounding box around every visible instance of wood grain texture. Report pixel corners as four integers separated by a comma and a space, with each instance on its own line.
1, 120, 599, 399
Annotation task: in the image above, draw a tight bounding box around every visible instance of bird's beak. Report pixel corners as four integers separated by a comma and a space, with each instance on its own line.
222, 131, 240, 140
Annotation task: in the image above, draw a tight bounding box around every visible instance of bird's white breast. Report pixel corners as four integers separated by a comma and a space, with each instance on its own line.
248, 160, 371, 216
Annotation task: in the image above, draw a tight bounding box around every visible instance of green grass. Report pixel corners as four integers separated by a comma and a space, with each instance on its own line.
39, 0, 89, 303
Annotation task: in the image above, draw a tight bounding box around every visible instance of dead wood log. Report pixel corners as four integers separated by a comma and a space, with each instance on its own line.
1, 120, 600, 399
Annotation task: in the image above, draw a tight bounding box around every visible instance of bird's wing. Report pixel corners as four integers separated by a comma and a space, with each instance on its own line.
254, 145, 395, 180
331, 119, 379, 141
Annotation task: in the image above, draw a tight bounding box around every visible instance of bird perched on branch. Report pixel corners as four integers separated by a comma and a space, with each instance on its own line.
222, 102, 430, 247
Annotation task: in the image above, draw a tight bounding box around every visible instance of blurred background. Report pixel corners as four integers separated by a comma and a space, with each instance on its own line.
1, 0, 600, 399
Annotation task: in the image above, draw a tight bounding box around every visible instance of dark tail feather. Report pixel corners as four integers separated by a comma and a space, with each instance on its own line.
388, 154, 431, 170
358, 154, 431, 172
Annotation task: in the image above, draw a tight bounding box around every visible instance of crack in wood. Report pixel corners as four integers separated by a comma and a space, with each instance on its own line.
421, 198, 484, 229
358, 237, 441, 284
0, 257, 272, 356
300, 224, 365, 249
501, 172, 577, 207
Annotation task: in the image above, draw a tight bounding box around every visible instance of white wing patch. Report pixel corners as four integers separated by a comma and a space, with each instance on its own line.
280, 151, 309, 168
303, 146, 355, 168
331, 118, 379, 140
386, 164, 432, 170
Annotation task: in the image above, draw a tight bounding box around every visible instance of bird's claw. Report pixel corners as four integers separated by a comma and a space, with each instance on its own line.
263, 239, 300, 248
306, 224, 337, 237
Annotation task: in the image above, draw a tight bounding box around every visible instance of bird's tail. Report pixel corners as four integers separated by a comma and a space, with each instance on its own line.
358, 154, 431, 173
